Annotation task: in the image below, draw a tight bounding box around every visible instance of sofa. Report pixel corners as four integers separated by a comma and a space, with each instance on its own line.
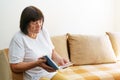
1, 32, 120, 80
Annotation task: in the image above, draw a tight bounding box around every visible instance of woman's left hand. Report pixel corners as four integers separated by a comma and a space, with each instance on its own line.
52, 49, 69, 66
58, 58, 69, 66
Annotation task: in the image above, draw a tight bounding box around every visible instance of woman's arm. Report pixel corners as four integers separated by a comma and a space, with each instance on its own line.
10, 57, 55, 73
11, 61, 38, 73
52, 49, 69, 66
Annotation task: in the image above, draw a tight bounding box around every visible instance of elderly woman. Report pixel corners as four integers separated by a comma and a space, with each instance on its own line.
9, 6, 69, 80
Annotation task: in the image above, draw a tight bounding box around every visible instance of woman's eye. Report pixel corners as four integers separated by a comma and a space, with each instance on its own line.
32, 22, 37, 25
34, 22, 37, 24
31, 20, 42, 25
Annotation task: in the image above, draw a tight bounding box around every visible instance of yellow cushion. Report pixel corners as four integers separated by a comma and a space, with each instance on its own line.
57, 63, 120, 80
39, 77, 50, 80
51, 71, 69, 80
106, 32, 120, 60
67, 34, 116, 65
39, 71, 69, 80
0, 49, 12, 80
51, 35, 69, 61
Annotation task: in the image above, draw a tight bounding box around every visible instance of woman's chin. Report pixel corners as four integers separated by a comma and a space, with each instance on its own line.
35, 29, 41, 33
36, 31, 40, 33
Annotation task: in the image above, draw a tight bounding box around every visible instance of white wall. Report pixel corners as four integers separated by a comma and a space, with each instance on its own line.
0, 0, 115, 49
114, 0, 120, 31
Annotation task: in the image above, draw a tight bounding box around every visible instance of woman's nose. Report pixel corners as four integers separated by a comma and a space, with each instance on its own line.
36, 22, 42, 27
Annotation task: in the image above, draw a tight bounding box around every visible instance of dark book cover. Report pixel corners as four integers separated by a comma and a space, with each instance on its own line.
44, 55, 59, 70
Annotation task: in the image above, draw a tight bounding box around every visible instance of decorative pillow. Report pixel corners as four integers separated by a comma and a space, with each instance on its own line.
67, 34, 116, 65
106, 32, 120, 60
0, 49, 12, 80
51, 35, 69, 61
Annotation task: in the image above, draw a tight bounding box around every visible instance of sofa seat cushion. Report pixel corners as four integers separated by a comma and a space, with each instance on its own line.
67, 34, 116, 65
58, 62, 120, 80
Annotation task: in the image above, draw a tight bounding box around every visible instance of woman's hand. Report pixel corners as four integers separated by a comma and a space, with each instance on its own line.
36, 57, 56, 72
58, 58, 69, 66
52, 49, 69, 66
39, 62, 56, 72
36, 57, 47, 65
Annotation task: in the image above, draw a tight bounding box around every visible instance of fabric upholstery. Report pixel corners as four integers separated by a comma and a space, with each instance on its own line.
51, 71, 69, 80
3, 49, 23, 80
106, 32, 120, 60
67, 34, 116, 65
51, 35, 69, 61
39, 71, 69, 80
12, 72, 23, 80
0, 49, 12, 80
58, 62, 120, 80
1, 33, 120, 80
39, 77, 50, 80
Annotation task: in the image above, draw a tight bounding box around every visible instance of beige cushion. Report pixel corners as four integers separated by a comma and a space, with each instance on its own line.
12, 72, 23, 80
3, 49, 23, 80
67, 34, 116, 65
51, 35, 69, 61
0, 49, 12, 80
106, 32, 120, 60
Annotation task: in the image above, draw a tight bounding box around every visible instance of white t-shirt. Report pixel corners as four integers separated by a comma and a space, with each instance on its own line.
9, 27, 56, 80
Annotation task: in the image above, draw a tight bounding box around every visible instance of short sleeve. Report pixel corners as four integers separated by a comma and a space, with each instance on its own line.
9, 32, 25, 63
42, 27, 54, 49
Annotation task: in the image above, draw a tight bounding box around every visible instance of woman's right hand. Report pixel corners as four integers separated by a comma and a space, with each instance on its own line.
36, 57, 56, 72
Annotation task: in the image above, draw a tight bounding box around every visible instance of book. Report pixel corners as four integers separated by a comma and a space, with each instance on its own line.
59, 62, 73, 69
44, 55, 59, 70
44, 55, 73, 70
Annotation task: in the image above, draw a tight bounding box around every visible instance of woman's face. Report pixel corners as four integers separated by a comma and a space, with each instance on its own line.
28, 20, 43, 34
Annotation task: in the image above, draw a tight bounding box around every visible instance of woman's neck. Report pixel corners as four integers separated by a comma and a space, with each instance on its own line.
28, 33, 37, 39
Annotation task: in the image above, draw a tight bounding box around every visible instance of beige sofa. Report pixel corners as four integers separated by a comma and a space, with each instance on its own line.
1, 32, 120, 80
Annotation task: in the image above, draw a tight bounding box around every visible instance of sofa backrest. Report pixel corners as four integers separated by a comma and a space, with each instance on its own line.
2, 32, 120, 80
51, 35, 70, 61
0, 49, 23, 80
0, 49, 12, 80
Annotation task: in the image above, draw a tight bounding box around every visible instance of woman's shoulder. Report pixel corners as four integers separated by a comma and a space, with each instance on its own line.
12, 31, 25, 41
